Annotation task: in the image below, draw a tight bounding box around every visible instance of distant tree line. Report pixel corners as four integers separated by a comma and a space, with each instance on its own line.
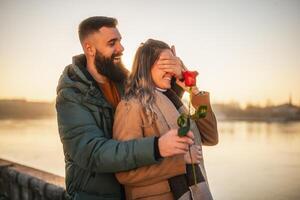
213, 102, 300, 122
1, 99, 300, 121
0, 100, 55, 119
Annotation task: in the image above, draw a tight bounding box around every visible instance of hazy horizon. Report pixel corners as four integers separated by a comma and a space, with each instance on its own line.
1, 0, 299, 106
0, 97, 298, 108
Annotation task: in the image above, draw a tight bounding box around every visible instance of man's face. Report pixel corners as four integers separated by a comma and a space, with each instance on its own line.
94, 49, 128, 82
91, 27, 127, 82
93, 27, 124, 64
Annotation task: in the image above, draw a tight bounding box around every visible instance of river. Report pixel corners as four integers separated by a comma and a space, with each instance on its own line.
0, 118, 299, 200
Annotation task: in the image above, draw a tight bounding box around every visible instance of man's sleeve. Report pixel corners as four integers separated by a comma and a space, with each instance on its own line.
113, 101, 186, 186
56, 89, 158, 173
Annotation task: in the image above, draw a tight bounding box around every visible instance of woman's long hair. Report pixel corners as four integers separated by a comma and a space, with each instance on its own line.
124, 39, 171, 120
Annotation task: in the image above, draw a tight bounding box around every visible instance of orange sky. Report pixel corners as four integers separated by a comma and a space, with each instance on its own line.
0, 0, 299, 106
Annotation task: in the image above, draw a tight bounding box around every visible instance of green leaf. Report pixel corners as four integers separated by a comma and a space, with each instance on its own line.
178, 126, 190, 137
177, 113, 187, 127
195, 105, 208, 118
177, 118, 191, 137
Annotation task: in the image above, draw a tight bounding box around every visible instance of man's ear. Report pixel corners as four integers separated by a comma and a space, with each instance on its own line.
83, 41, 96, 57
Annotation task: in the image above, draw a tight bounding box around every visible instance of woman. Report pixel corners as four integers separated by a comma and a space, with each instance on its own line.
113, 39, 218, 200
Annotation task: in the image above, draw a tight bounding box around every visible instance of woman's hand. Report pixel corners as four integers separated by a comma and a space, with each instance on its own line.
184, 145, 202, 164
176, 79, 200, 95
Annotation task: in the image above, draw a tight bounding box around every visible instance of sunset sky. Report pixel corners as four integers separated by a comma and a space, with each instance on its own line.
0, 0, 299, 106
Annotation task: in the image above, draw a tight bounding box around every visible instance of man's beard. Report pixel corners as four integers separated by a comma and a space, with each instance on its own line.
94, 50, 128, 82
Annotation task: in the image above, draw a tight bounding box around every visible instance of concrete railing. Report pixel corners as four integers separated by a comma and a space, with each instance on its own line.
0, 159, 66, 200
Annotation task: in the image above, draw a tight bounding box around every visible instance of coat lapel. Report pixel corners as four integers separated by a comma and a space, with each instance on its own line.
154, 91, 180, 133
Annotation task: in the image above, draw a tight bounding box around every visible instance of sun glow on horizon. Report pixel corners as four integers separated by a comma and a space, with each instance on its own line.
0, 1, 299, 106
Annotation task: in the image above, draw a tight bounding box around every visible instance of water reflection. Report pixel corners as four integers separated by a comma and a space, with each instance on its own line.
204, 121, 300, 200
0, 119, 299, 200
0, 118, 65, 176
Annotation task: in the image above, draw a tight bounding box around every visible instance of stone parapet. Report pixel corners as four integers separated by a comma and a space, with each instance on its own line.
0, 159, 65, 200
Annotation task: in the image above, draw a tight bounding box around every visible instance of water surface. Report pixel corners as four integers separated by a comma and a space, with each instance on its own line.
0, 119, 299, 200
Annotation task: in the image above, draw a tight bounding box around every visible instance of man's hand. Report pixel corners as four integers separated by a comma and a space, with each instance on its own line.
156, 45, 185, 79
184, 145, 202, 164
158, 129, 194, 157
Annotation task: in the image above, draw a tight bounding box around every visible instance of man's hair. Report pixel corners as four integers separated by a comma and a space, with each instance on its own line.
78, 16, 118, 43
125, 39, 171, 121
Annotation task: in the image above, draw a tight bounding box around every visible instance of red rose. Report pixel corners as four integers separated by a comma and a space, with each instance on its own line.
182, 71, 198, 87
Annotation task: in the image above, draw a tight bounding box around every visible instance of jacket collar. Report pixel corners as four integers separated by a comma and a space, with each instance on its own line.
72, 54, 98, 87
57, 54, 116, 108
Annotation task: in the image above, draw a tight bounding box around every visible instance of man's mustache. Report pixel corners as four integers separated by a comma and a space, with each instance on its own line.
111, 53, 123, 59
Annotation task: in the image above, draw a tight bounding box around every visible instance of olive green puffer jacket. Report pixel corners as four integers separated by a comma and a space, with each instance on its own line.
56, 55, 158, 200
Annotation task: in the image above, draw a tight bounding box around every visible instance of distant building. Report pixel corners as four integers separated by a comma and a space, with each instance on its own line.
289, 93, 293, 106
272, 103, 299, 120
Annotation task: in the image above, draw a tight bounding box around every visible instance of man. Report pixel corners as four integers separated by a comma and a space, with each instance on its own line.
56, 16, 196, 199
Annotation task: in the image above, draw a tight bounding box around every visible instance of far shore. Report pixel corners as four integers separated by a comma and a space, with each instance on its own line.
1, 99, 300, 122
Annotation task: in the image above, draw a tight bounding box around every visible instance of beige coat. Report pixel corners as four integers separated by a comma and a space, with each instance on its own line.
113, 91, 218, 200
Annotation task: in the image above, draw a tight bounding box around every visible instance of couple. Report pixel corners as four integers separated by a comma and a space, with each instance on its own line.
56, 16, 218, 200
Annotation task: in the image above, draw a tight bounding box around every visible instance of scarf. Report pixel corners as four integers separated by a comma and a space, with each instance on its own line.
154, 89, 213, 200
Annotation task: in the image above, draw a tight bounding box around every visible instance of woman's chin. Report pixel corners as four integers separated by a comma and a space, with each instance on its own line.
154, 82, 171, 90
163, 84, 171, 89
